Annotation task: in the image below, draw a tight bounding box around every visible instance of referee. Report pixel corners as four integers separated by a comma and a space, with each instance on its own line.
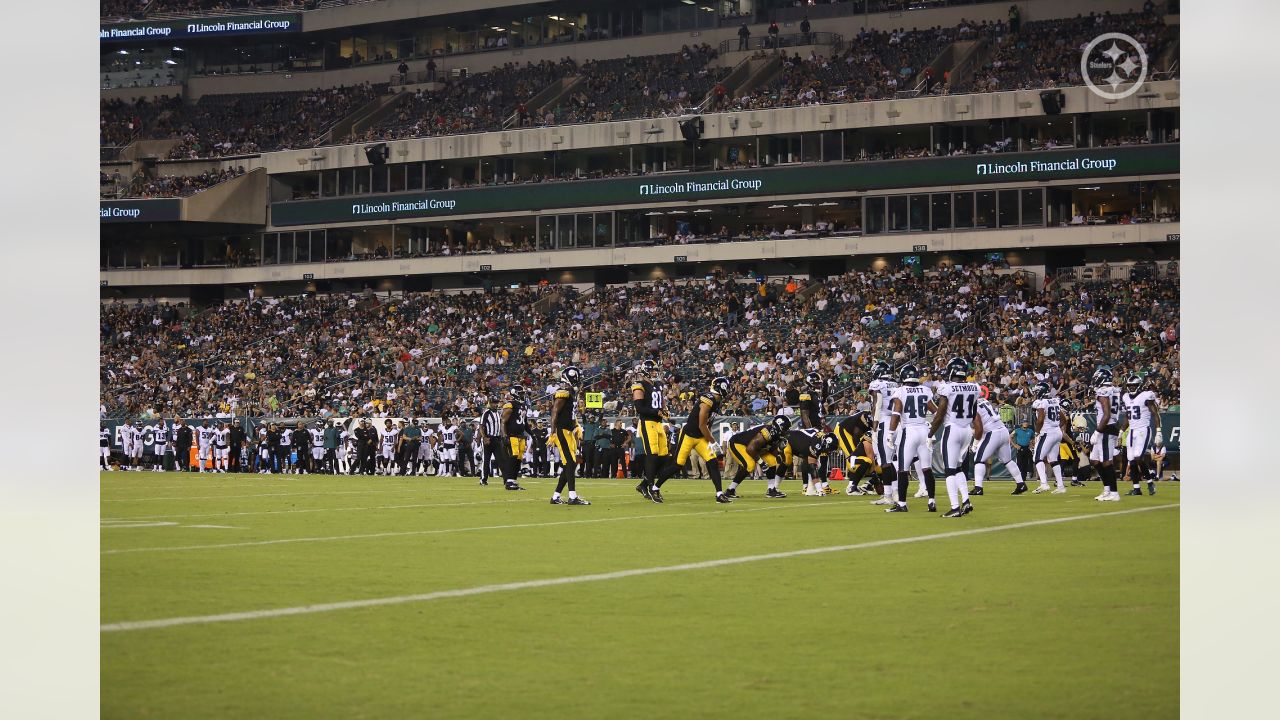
479, 396, 509, 487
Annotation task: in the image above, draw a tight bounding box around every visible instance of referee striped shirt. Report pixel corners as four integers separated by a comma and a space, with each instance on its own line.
482, 409, 501, 439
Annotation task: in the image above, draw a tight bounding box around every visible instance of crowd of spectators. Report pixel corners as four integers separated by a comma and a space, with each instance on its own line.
958, 12, 1176, 93
101, 263, 1179, 425
733, 26, 955, 109
355, 60, 576, 142
100, 95, 183, 147
164, 84, 384, 158
549, 45, 727, 124
101, 1, 148, 20
101, 166, 247, 199
145, 1, 301, 14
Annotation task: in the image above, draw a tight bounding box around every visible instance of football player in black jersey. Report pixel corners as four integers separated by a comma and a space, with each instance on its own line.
797, 371, 835, 492
833, 410, 877, 495
724, 415, 792, 499
632, 359, 676, 501
500, 386, 529, 490
663, 376, 732, 503
549, 366, 589, 505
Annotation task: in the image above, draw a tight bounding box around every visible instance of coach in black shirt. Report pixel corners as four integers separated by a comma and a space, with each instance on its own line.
175, 420, 193, 472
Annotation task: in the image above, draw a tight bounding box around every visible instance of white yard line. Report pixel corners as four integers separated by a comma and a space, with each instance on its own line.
102, 491, 645, 521
101, 504, 1178, 632
102, 497, 861, 555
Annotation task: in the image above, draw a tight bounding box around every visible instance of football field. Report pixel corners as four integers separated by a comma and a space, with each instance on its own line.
101, 472, 1179, 719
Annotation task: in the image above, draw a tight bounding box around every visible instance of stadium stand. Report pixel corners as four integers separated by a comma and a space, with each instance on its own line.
100, 265, 1180, 421
958, 12, 1176, 93
101, 166, 247, 198
552, 45, 727, 124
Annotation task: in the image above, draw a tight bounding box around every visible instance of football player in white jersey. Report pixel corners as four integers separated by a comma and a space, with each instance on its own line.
213, 422, 231, 472
438, 417, 461, 476
128, 420, 145, 470
1121, 374, 1162, 496
931, 358, 979, 517
886, 364, 938, 513
972, 394, 1028, 494
1030, 381, 1071, 494
867, 360, 899, 506
195, 420, 215, 473
100, 423, 113, 470
1089, 367, 1124, 501
309, 422, 326, 473
419, 424, 437, 475
377, 419, 399, 475
148, 421, 168, 471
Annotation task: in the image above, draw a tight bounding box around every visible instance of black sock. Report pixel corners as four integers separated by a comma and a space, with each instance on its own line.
641, 455, 658, 488
708, 462, 723, 492
655, 457, 677, 486
896, 470, 910, 502
922, 469, 936, 500
731, 467, 748, 487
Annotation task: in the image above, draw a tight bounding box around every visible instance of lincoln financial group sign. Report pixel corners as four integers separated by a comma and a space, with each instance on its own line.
100, 13, 301, 42
269, 144, 1178, 227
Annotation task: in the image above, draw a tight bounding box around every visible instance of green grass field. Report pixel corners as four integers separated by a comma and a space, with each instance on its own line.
101, 471, 1179, 719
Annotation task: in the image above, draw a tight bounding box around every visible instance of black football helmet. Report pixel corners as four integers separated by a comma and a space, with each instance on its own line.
710, 376, 730, 396
816, 432, 838, 455
870, 360, 892, 381
1092, 366, 1113, 386
1032, 381, 1052, 399
561, 365, 582, 387
899, 364, 921, 385
770, 414, 792, 435
509, 385, 526, 401
805, 371, 822, 388
947, 357, 969, 380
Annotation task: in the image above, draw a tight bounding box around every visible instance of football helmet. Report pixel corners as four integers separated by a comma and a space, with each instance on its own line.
710, 376, 730, 396
509, 385, 526, 401
641, 358, 658, 375
947, 357, 969, 380
561, 365, 582, 387
1126, 374, 1145, 391
770, 414, 792, 435
870, 360, 892, 381
899, 363, 921, 385
1092, 366, 1113, 386
816, 432, 838, 455
805, 371, 822, 388
1032, 381, 1052, 399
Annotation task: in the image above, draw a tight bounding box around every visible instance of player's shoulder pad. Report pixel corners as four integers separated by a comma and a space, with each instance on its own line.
502, 402, 513, 409
554, 389, 570, 399
799, 392, 812, 401
630, 382, 645, 392
760, 427, 772, 440
699, 395, 715, 407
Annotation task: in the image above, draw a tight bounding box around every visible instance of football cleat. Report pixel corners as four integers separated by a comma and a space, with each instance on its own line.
715, 492, 733, 503
1051, 487, 1067, 494
764, 488, 787, 499
636, 484, 653, 500
885, 503, 909, 513
871, 496, 894, 505
927, 500, 937, 513
723, 487, 740, 499
1170, 474, 1180, 482
914, 487, 929, 499
505, 482, 526, 491
845, 484, 866, 496
479, 479, 489, 486
1101, 492, 1121, 502
1033, 484, 1052, 494
860, 482, 878, 494
1094, 490, 1111, 501
821, 486, 839, 496
804, 486, 822, 497
942, 507, 965, 518
566, 496, 591, 505
649, 488, 664, 504
962, 500, 974, 515
1126, 488, 1143, 496
1011, 483, 1028, 495
549, 497, 565, 505
1147, 481, 1156, 495
970, 486, 984, 496
1070, 479, 1088, 487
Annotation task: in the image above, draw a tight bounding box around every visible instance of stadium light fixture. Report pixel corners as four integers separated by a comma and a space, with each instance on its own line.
793, 202, 814, 207
818, 201, 839, 206
767, 204, 787, 209
172, 46, 183, 52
